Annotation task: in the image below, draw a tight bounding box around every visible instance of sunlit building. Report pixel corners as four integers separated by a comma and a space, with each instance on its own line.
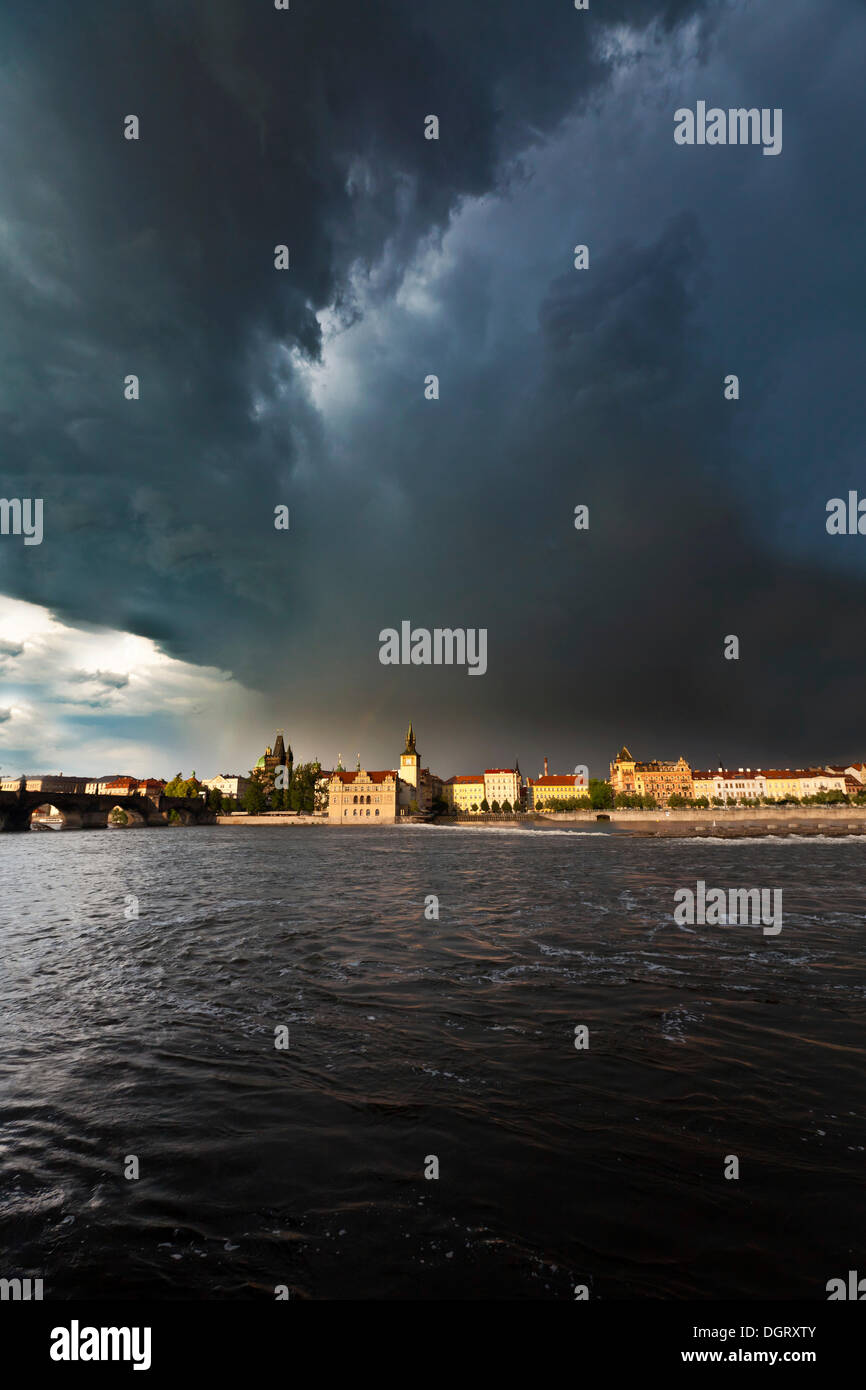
327, 724, 441, 824
529, 773, 588, 810
443, 775, 485, 813
483, 766, 522, 809
610, 746, 693, 801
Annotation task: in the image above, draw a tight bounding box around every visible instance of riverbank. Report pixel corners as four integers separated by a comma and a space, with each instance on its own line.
522, 807, 866, 837
215, 813, 325, 826
212, 807, 866, 837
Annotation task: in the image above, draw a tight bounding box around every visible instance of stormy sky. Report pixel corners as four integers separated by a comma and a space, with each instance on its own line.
1, 0, 865, 780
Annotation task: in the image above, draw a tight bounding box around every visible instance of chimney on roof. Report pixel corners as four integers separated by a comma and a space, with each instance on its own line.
543, 757, 548, 777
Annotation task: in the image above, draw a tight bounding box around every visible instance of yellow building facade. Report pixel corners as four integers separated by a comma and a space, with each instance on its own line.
443, 775, 485, 812
328, 768, 399, 823
610, 746, 693, 801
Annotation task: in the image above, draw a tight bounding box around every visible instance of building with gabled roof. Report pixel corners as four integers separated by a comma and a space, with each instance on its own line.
327, 724, 442, 823
610, 747, 693, 801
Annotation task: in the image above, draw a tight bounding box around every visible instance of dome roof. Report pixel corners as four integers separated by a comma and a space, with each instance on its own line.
255, 755, 265, 768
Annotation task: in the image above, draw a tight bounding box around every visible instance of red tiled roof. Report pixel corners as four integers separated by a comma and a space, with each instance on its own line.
530, 775, 584, 786
484, 768, 518, 775
331, 770, 396, 784
447, 775, 484, 784
694, 770, 761, 780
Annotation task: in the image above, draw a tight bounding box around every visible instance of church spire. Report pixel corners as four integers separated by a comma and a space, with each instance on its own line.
404, 722, 416, 754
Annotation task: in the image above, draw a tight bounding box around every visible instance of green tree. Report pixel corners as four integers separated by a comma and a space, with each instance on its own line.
290, 760, 321, 814
501, 799, 512, 813
589, 779, 614, 810
164, 772, 186, 796
480, 798, 490, 813
242, 780, 267, 814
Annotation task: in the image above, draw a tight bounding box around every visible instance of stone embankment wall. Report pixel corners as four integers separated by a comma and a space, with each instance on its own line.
544, 807, 866, 835
216, 813, 325, 826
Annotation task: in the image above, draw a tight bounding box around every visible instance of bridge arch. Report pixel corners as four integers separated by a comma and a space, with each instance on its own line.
108, 803, 146, 827
28, 802, 83, 830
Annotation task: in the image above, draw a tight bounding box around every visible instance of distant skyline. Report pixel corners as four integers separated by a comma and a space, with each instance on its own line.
2, 595, 863, 787
2, 1, 866, 780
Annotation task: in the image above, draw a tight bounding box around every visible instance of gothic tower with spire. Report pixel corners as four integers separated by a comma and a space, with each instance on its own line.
400, 721, 420, 789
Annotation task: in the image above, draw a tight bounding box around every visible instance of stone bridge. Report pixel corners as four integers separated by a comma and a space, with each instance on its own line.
0, 778, 215, 832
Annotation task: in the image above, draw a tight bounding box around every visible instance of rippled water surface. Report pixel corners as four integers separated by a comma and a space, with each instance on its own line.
1, 825, 864, 1299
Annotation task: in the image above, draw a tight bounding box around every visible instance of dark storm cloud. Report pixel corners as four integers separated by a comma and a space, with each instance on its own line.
0, 0, 865, 775
0, 0, 715, 641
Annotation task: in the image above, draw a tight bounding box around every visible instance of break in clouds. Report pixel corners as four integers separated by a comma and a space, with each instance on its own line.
1, 0, 865, 776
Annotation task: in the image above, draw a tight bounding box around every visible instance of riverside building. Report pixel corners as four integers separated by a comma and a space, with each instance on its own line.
483, 766, 523, 808
326, 724, 442, 824
529, 771, 588, 810
610, 747, 693, 801
442, 775, 485, 813
442, 764, 523, 813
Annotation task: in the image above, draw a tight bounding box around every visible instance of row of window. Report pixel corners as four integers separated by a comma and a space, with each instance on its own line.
344, 808, 380, 816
